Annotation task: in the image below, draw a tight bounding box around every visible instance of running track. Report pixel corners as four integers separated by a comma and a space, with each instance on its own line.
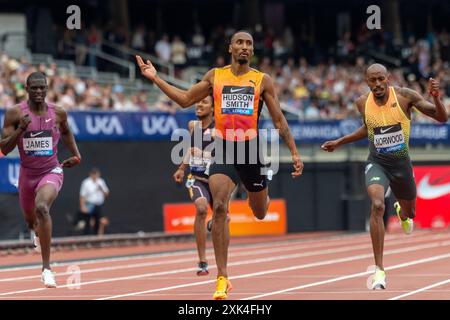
1, 230, 450, 300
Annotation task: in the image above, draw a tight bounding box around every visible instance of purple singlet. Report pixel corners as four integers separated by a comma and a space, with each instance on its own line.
17, 101, 64, 214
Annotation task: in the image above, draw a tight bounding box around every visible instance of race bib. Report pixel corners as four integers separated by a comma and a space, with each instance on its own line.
23, 130, 53, 156
221, 86, 255, 115
373, 124, 405, 154
190, 148, 212, 174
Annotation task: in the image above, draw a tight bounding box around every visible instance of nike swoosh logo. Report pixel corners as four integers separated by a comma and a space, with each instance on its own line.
417, 174, 450, 199
45, 118, 52, 123
380, 126, 394, 134
30, 131, 44, 138
230, 88, 246, 93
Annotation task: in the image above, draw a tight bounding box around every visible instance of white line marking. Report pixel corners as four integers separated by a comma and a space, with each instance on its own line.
96, 239, 450, 300
388, 279, 450, 300
242, 250, 450, 300
0, 232, 376, 273
1, 231, 444, 286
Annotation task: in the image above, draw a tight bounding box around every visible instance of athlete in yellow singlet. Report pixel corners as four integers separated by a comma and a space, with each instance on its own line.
136, 31, 304, 300
322, 64, 448, 290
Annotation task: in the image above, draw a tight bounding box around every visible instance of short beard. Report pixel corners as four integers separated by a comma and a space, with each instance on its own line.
237, 58, 248, 65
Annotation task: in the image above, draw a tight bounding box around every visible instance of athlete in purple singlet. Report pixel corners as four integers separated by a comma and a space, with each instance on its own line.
0, 72, 81, 288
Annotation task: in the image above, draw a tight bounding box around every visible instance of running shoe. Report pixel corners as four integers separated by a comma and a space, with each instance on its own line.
41, 269, 57, 288
395, 202, 413, 235
371, 268, 386, 290
213, 276, 233, 300
197, 261, 209, 276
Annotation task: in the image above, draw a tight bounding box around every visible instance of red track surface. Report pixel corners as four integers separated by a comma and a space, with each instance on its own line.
1, 230, 450, 300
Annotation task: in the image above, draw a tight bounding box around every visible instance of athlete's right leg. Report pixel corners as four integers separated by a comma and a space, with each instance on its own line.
365, 162, 390, 290
18, 173, 39, 246
368, 184, 387, 270
193, 197, 209, 265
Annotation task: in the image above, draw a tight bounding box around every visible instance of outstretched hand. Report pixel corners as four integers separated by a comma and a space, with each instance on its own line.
136, 55, 157, 82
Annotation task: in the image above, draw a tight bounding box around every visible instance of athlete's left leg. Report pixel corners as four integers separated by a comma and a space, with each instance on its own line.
248, 188, 270, 220
390, 161, 416, 233
397, 199, 416, 220
239, 164, 269, 220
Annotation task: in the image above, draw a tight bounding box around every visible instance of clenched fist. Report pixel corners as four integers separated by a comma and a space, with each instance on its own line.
19, 114, 31, 131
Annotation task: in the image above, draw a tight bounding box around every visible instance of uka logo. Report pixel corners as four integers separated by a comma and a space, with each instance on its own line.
142, 115, 179, 135
86, 115, 124, 135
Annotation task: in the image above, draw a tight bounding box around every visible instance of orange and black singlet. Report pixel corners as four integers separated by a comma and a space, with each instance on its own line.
213, 66, 265, 142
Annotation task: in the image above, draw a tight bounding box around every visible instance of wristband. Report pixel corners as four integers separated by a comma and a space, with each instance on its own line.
430, 90, 440, 97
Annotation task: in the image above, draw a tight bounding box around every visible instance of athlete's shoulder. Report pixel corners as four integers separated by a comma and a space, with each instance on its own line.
53, 105, 68, 116
394, 86, 419, 100
357, 92, 370, 103
250, 67, 264, 74
355, 93, 370, 113
212, 65, 230, 76
4, 104, 22, 118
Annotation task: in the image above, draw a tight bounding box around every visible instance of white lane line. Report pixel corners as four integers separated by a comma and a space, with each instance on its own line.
0, 232, 378, 273
95, 239, 450, 300
1, 231, 445, 285
388, 279, 450, 300
1, 230, 435, 274
0, 230, 435, 275
242, 251, 450, 300
0, 232, 450, 296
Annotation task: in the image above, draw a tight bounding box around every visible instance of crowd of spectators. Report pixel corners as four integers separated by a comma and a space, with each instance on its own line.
1, 23, 449, 122
0, 54, 150, 111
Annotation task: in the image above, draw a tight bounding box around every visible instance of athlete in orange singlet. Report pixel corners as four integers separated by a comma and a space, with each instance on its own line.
136, 31, 303, 299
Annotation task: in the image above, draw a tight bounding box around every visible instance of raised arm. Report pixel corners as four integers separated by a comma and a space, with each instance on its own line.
0, 106, 30, 155
136, 55, 213, 108
262, 74, 303, 177
399, 78, 448, 123
321, 95, 368, 152
56, 106, 81, 168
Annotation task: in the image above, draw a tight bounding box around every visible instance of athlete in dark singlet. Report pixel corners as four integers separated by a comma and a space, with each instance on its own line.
173, 94, 215, 276
137, 31, 303, 299
0, 72, 81, 288
322, 64, 448, 290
